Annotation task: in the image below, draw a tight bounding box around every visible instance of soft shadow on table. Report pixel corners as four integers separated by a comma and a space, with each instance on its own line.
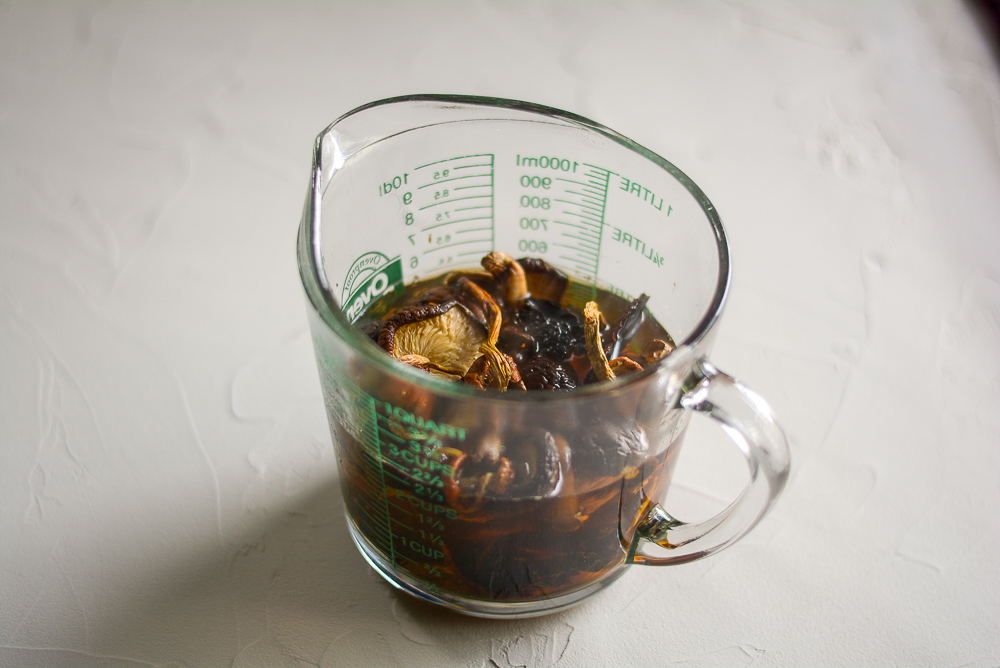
967, 0, 1000, 67
86, 475, 582, 667
82, 476, 376, 665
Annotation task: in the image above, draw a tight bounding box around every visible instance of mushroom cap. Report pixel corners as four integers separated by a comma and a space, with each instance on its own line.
393, 306, 486, 376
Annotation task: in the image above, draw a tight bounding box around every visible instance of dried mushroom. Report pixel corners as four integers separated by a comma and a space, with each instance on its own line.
481, 251, 528, 308
378, 300, 485, 377
458, 277, 522, 391
574, 418, 651, 476
441, 442, 516, 513
582, 297, 683, 385
519, 355, 578, 391
584, 301, 616, 381
503, 428, 567, 497
360, 253, 675, 391
508, 297, 586, 363
640, 338, 674, 365
608, 357, 644, 378
518, 257, 569, 305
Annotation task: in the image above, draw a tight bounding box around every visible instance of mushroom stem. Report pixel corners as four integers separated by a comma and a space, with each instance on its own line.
584, 301, 615, 381
482, 251, 528, 307
608, 356, 644, 377
444, 269, 494, 287
457, 277, 518, 390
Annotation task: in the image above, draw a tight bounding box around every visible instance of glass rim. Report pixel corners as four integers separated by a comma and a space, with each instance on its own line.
298, 94, 731, 402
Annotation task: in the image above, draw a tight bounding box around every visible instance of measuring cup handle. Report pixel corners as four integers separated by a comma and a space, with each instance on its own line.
627, 357, 790, 566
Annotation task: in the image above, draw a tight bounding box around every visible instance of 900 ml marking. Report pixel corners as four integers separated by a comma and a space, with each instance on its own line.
520, 175, 552, 189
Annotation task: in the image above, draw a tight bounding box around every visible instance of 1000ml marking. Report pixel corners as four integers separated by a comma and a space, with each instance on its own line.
516, 155, 579, 172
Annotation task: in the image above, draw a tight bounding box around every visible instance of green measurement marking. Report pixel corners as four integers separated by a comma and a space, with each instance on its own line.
534, 162, 613, 299
422, 238, 489, 255
417, 194, 491, 211
422, 215, 490, 231
407, 154, 495, 271
384, 468, 415, 486
416, 174, 483, 189
354, 504, 392, 539
359, 393, 396, 566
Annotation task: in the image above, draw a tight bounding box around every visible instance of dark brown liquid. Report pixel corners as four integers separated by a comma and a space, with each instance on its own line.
339, 275, 678, 602
338, 427, 673, 601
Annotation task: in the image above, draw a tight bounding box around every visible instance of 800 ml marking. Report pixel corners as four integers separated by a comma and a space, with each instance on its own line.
520, 195, 550, 209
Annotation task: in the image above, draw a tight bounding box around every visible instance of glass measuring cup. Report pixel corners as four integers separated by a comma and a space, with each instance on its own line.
298, 95, 790, 618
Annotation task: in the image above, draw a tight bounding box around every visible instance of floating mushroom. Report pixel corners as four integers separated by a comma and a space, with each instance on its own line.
509, 297, 586, 363
517, 256, 569, 305
608, 356, 644, 378
481, 251, 528, 309
463, 352, 526, 391
639, 338, 674, 365
584, 301, 617, 381
378, 298, 485, 378
363, 253, 674, 391
456, 277, 522, 391
518, 355, 578, 391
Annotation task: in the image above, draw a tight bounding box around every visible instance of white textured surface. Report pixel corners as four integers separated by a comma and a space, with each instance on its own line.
2, 1, 1000, 666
